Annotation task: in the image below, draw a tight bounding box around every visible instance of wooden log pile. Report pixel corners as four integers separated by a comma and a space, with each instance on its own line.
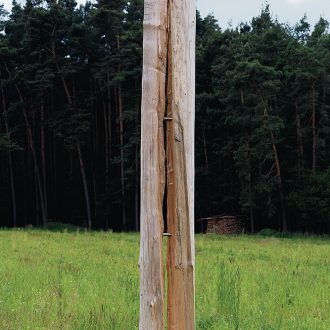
200, 215, 245, 234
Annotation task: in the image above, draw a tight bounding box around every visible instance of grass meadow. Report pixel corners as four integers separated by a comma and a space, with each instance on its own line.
0, 230, 329, 329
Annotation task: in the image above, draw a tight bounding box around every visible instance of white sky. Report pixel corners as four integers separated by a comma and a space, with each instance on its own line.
197, 0, 329, 29
1, 0, 329, 29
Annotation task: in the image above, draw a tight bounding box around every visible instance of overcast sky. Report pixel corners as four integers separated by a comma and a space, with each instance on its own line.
1, 0, 329, 30
197, 0, 330, 29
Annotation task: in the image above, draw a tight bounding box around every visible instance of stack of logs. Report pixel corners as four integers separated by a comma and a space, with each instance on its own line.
200, 215, 245, 234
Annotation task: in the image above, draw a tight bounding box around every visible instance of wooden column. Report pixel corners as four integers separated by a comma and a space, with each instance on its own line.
166, 0, 196, 328
140, 0, 195, 328
139, 0, 168, 329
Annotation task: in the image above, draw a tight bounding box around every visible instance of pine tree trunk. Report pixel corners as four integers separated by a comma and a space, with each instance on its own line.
14, 82, 47, 225
114, 36, 127, 230
40, 92, 48, 220
53, 132, 57, 213
311, 82, 317, 173
103, 102, 110, 229
105, 72, 112, 229
51, 44, 93, 229
35, 170, 39, 226
249, 176, 255, 233
106, 73, 112, 165
202, 128, 209, 170
0, 73, 17, 227
258, 92, 287, 233
271, 133, 287, 232
295, 102, 304, 182
245, 91, 254, 234
90, 80, 98, 225
7, 141, 17, 227
23, 152, 28, 226
118, 86, 126, 229
77, 142, 92, 230
201, 127, 211, 217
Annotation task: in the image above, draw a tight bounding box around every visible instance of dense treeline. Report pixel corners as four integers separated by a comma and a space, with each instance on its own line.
0, 1, 329, 233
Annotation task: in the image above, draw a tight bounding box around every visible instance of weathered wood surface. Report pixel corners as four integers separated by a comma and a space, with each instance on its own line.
166, 0, 196, 329
140, 0, 195, 328
139, 0, 168, 329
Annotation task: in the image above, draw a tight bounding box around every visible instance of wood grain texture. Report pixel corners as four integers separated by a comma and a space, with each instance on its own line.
140, 0, 195, 328
139, 0, 168, 329
166, 0, 196, 329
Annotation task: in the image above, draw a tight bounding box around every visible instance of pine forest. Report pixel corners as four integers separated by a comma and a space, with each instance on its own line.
0, 1, 330, 234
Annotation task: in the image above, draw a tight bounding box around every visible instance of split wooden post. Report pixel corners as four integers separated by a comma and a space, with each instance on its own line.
140, 0, 195, 328
139, 0, 168, 329
166, 0, 196, 328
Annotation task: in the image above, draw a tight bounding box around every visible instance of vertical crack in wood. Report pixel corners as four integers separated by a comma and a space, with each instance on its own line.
140, 0, 195, 328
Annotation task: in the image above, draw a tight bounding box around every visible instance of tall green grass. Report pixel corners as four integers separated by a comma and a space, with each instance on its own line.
0, 230, 329, 329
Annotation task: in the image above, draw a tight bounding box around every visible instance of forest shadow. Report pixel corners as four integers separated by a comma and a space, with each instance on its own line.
257, 228, 330, 240
27, 222, 85, 233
